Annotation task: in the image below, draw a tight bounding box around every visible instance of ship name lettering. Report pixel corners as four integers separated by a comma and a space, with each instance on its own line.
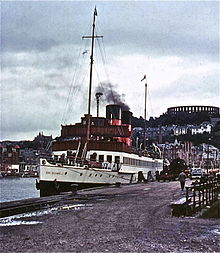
52, 172, 62, 175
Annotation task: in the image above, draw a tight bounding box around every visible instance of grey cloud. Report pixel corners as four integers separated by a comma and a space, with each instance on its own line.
1, 34, 59, 52
2, 1, 218, 59
104, 22, 218, 61
1, 45, 78, 75
1, 1, 219, 140
1, 1, 93, 52
53, 56, 74, 70
101, 2, 219, 60
152, 72, 219, 102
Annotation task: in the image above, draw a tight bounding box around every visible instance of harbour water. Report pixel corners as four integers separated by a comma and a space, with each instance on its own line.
0, 177, 39, 203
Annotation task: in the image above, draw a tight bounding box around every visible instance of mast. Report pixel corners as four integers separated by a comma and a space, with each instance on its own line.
141, 75, 147, 149
82, 7, 103, 142
144, 80, 147, 150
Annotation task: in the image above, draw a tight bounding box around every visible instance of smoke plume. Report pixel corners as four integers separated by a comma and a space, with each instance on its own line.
95, 82, 130, 111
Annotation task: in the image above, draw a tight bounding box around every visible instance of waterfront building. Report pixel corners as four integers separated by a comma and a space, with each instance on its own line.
21, 164, 39, 177
158, 141, 220, 170
133, 121, 213, 144
0, 144, 20, 165
0, 132, 52, 176
173, 122, 212, 136
0, 144, 21, 175
158, 140, 192, 167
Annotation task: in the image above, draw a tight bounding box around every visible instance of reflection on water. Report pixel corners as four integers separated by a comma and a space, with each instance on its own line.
0, 177, 39, 203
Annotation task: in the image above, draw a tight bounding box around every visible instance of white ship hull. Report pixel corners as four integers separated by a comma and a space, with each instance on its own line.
38, 150, 163, 196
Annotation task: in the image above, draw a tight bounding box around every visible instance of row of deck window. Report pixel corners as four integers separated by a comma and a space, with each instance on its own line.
123, 157, 155, 168
90, 154, 159, 168
55, 152, 161, 169
90, 154, 120, 164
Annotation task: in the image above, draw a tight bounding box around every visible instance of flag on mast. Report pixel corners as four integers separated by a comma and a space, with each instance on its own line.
141, 75, 146, 82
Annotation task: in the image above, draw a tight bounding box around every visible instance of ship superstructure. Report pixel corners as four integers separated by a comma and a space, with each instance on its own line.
37, 104, 163, 196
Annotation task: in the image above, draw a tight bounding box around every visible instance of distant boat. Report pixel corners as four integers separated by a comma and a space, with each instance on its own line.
36, 8, 163, 197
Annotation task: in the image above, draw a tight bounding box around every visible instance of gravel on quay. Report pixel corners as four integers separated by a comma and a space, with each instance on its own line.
0, 181, 219, 252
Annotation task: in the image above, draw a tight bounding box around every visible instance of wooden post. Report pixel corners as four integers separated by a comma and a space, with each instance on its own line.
208, 182, 211, 204
186, 187, 189, 202
193, 187, 196, 213
198, 186, 201, 209
205, 183, 208, 206
202, 183, 205, 207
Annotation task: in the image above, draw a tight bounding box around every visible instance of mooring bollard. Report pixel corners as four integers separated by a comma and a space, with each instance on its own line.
70, 184, 78, 194
115, 182, 121, 187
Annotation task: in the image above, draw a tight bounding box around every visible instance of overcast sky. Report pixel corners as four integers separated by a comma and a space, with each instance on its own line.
1, 0, 219, 141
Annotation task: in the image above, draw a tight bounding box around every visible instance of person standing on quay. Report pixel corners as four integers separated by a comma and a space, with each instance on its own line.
178, 171, 187, 191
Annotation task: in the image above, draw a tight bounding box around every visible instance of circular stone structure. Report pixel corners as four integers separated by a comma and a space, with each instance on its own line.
167, 106, 220, 116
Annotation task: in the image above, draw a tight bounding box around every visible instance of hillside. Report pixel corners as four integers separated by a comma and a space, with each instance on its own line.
131, 113, 220, 149
131, 112, 211, 128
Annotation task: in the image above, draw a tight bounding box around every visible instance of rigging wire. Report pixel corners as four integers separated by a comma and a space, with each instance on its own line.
97, 21, 148, 125
61, 44, 83, 124
95, 25, 110, 82
66, 64, 90, 122
61, 17, 129, 139
61, 23, 91, 124
147, 87, 154, 120
93, 64, 123, 137
93, 35, 124, 137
